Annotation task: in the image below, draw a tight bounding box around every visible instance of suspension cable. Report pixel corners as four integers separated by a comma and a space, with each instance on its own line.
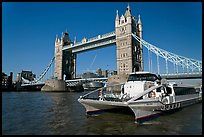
131, 33, 202, 72
33, 56, 55, 83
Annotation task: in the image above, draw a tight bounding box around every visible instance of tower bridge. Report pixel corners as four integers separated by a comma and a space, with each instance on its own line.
21, 4, 202, 89
54, 4, 144, 80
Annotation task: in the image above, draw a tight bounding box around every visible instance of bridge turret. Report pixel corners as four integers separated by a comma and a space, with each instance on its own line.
61, 31, 72, 46
137, 14, 142, 32
119, 14, 125, 24
115, 4, 143, 75
54, 33, 63, 80
137, 14, 143, 71
55, 34, 60, 44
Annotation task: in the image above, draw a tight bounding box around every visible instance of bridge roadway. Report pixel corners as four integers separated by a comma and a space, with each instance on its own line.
160, 72, 202, 79
21, 72, 202, 87
65, 72, 202, 87
65, 77, 108, 87
21, 81, 45, 87
62, 31, 116, 53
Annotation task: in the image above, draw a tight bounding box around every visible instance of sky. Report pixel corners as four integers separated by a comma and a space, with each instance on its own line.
2, 2, 202, 80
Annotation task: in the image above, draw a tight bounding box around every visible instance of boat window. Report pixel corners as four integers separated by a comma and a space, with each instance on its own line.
166, 87, 172, 94
195, 88, 200, 93
157, 75, 162, 80
121, 85, 124, 94
173, 87, 196, 95
127, 74, 159, 82
156, 87, 161, 92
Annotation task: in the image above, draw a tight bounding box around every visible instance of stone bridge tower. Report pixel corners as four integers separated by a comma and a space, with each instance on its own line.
54, 31, 76, 80
115, 4, 143, 75
54, 4, 143, 82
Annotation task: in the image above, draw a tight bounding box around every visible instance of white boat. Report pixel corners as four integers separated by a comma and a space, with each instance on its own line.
81, 72, 106, 90
83, 81, 105, 91
78, 72, 202, 123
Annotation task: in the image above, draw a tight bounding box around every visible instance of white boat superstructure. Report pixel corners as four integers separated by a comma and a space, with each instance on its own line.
78, 72, 202, 123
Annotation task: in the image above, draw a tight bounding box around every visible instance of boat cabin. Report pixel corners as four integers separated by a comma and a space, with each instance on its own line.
123, 72, 161, 98
121, 72, 200, 103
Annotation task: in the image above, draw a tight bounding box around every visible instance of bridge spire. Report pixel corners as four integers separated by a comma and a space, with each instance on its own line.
55, 34, 59, 43
74, 36, 76, 45
138, 14, 142, 25
125, 3, 131, 17
61, 32, 63, 40
115, 10, 119, 27
127, 3, 130, 10
116, 10, 119, 20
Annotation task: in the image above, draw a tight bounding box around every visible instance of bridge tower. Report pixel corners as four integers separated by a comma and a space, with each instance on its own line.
54, 31, 76, 80
115, 4, 143, 75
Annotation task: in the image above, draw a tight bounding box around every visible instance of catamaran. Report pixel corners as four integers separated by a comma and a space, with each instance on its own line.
78, 72, 202, 123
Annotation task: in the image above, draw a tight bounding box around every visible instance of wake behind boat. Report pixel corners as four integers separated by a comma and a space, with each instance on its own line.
78, 72, 202, 123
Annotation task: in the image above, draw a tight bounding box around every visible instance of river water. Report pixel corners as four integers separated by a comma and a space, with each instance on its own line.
2, 91, 202, 135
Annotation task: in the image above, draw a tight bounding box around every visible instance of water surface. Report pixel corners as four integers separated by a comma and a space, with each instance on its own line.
2, 91, 202, 135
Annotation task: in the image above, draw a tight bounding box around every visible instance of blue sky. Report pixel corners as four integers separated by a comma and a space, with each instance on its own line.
2, 2, 202, 80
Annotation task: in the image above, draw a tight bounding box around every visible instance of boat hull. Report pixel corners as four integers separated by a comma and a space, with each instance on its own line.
176, 94, 202, 108
127, 99, 163, 123
78, 95, 202, 123
78, 98, 128, 115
